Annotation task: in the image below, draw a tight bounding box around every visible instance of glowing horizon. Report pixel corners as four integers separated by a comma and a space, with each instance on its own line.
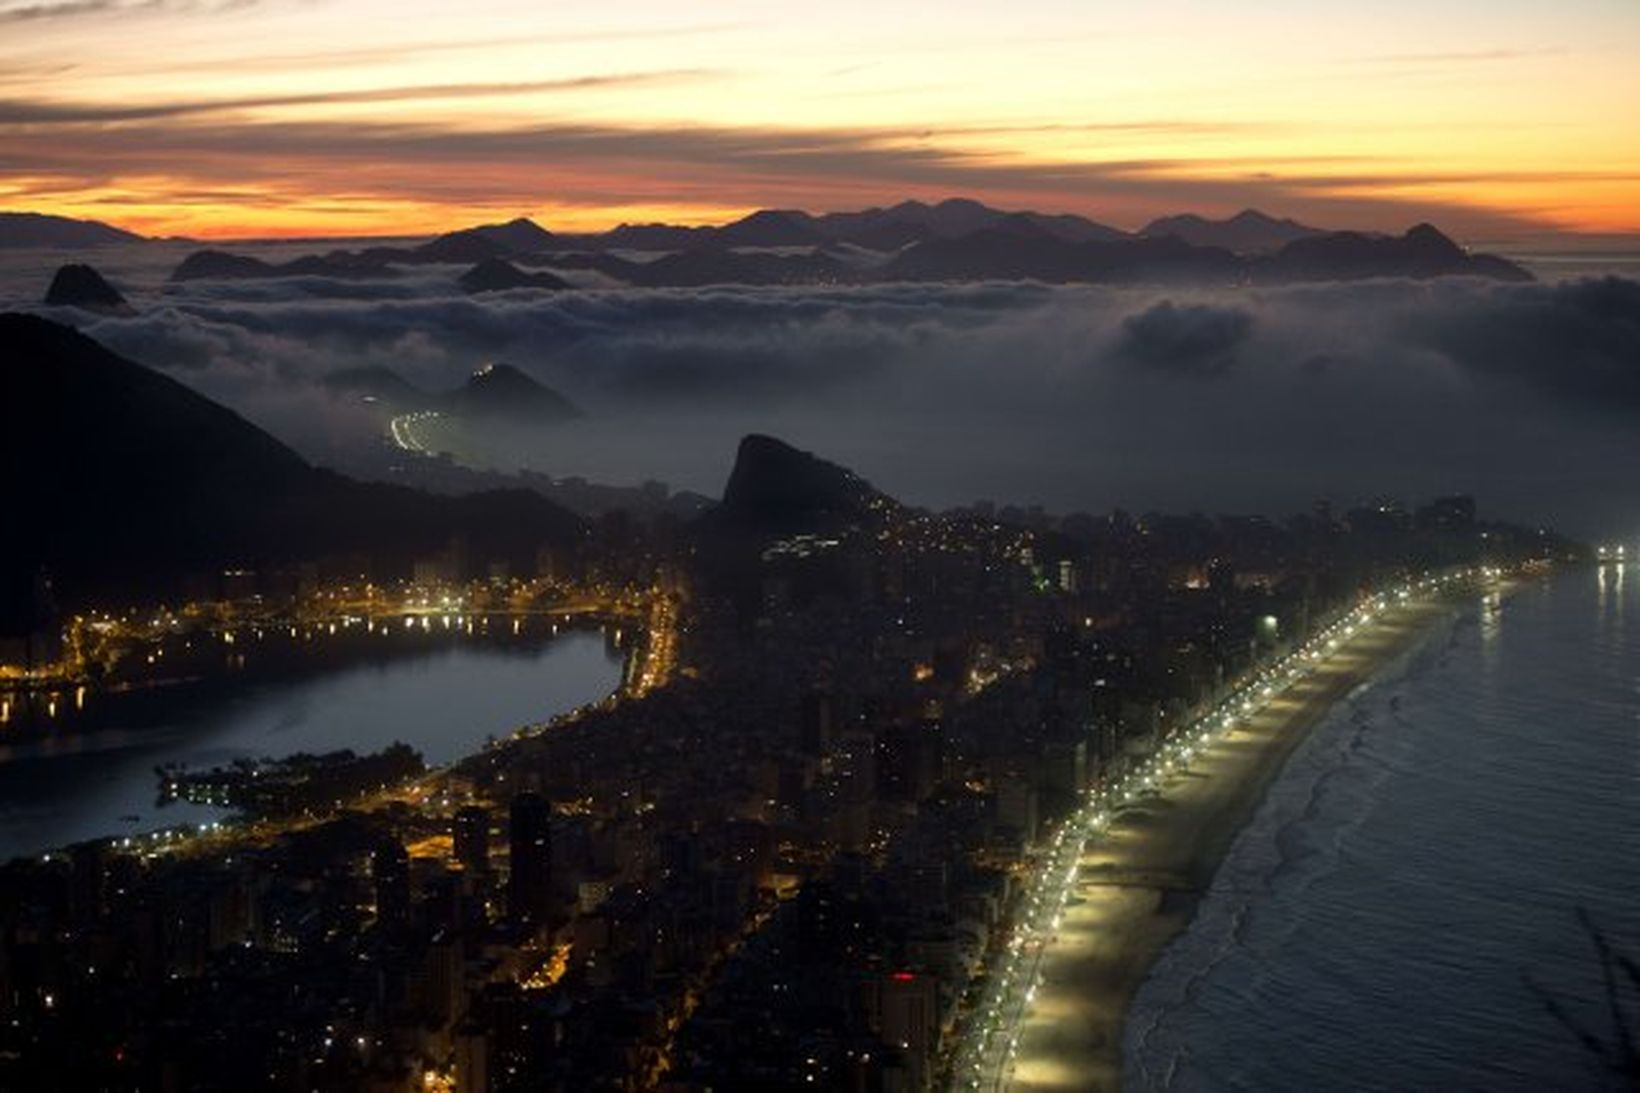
1, 0, 1636, 241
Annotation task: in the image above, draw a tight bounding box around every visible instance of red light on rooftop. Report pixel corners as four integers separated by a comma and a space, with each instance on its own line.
891, 971, 915, 981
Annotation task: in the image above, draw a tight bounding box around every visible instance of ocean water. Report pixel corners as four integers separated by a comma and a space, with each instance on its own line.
1126, 567, 1640, 1091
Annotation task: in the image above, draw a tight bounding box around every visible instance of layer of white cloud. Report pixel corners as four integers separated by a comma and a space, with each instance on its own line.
8, 253, 1637, 536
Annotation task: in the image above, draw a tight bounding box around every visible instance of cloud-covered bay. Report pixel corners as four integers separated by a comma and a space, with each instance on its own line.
12, 257, 1639, 536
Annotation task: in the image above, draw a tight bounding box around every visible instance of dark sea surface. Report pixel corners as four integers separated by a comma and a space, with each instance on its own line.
0, 628, 622, 861
1126, 567, 1640, 1091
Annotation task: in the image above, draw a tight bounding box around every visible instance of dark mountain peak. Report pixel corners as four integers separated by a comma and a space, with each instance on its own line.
0, 211, 144, 249
170, 249, 277, 281
1403, 222, 1462, 254
738, 208, 814, 226
924, 198, 1005, 235
445, 362, 580, 423
851, 197, 1118, 245
457, 257, 569, 293
1142, 209, 1322, 253
716, 209, 824, 247
169, 248, 395, 283
43, 263, 131, 313
1261, 222, 1527, 282
461, 362, 537, 395
1145, 213, 1208, 230
716, 434, 893, 533
467, 216, 557, 253
414, 231, 508, 264
1011, 210, 1128, 243
602, 222, 705, 250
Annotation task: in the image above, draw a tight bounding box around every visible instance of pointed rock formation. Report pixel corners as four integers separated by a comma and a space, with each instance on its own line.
43, 263, 132, 313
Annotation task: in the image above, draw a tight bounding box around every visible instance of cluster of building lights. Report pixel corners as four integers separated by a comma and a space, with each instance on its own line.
954, 567, 1493, 1089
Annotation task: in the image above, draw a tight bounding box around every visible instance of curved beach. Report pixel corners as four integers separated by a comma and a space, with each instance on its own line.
1004, 600, 1461, 1091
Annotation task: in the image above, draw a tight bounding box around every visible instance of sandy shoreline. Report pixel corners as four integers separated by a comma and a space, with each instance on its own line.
1004, 599, 1464, 1092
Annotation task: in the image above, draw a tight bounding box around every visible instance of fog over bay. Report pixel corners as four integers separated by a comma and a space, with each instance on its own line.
7, 247, 1638, 537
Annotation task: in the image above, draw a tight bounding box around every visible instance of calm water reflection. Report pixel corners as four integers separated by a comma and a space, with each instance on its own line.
0, 628, 622, 861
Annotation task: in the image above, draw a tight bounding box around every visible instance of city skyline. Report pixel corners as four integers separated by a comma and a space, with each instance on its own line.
1, 4, 1637, 1089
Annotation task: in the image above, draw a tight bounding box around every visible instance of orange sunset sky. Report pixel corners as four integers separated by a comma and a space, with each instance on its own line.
1, 0, 1637, 241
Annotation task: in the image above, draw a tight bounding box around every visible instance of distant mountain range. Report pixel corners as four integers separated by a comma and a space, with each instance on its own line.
1139, 209, 1323, 252
0, 315, 583, 613
5, 199, 1533, 287
0, 212, 144, 248
325, 361, 581, 424
170, 249, 404, 281
1256, 223, 1530, 282
448, 198, 1159, 255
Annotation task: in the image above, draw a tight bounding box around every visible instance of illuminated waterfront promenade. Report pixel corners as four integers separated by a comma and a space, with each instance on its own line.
951, 573, 1499, 1092
0, 574, 675, 723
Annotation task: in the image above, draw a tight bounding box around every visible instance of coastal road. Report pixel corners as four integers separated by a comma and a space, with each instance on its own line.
1003, 601, 1454, 1092
388, 410, 441, 453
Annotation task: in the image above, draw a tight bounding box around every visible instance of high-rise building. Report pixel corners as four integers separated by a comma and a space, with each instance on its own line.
996, 776, 1039, 845
372, 839, 411, 930
453, 1019, 488, 1093
799, 690, 834, 754
424, 933, 464, 1026
874, 715, 944, 803
508, 793, 552, 924
69, 841, 106, 925
453, 805, 491, 873
873, 971, 939, 1089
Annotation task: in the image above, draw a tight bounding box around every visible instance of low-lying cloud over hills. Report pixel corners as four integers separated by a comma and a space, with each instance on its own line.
5, 237, 1636, 537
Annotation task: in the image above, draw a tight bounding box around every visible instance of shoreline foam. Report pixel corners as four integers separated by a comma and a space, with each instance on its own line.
1004, 597, 1475, 1092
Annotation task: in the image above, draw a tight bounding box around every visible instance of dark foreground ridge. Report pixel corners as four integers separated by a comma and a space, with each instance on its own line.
0, 314, 583, 617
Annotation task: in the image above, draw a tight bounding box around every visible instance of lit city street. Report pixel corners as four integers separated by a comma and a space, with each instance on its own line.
951, 573, 1495, 1091
388, 410, 443, 454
